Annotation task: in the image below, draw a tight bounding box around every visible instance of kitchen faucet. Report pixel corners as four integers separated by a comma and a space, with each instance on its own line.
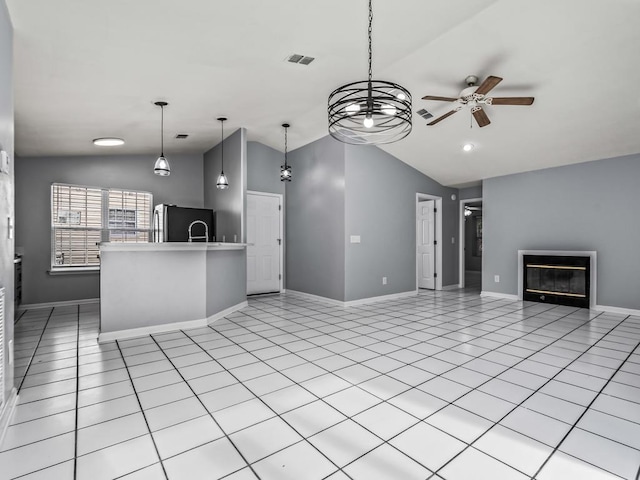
188, 220, 209, 243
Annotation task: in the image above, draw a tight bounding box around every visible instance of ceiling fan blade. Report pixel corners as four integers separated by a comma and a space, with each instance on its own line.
490, 97, 535, 106
475, 75, 503, 95
472, 108, 491, 128
422, 95, 458, 102
427, 110, 458, 126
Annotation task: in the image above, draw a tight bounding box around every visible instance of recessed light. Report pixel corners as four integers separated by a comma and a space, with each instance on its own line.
93, 138, 124, 147
462, 143, 474, 152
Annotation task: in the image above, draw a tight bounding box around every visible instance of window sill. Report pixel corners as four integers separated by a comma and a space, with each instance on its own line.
48, 267, 100, 275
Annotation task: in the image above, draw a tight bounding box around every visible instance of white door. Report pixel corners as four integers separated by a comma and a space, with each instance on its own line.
417, 200, 436, 289
247, 193, 281, 294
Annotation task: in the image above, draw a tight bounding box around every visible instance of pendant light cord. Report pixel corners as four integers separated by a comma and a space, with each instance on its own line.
284, 125, 288, 167
366, 0, 374, 109
160, 104, 164, 156
220, 119, 224, 172
368, 0, 373, 84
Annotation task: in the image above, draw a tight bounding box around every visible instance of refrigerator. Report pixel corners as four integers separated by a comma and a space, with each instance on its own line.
153, 204, 215, 242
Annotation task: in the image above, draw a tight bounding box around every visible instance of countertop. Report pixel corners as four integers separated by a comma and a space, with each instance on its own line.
100, 242, 249, 252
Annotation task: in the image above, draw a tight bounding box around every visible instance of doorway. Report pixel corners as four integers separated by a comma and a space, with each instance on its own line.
246, 191, 283, 295
459, 197, 483, 289
416, 193, 442, 290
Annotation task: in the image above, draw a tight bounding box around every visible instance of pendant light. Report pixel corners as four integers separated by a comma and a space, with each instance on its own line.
327, 0, 412, 145
153, 101, 170, 176
280, 123, 292, 182
216, 117, 229, 189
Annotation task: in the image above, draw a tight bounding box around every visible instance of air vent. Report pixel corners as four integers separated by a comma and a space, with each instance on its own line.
417, 108, 433, 120
287, 54, 315, 65
175, 134, 189, 139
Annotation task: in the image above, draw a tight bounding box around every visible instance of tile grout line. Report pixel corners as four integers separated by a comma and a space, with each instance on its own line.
430, 312, 632, 479
8, 295, 639, 479
196, 301, 572, 478
147, 334, 264, 480
73, 305, 80, 480
16, 307, 54, 393
531, 337, 640, 479
114, 339, 170, 480
237, 296, 622, 476
181, 328, 353, 478
339, 306, 610, 476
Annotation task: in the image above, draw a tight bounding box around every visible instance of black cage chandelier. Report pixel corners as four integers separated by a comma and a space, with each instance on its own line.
280, 123, 291, 182
328, 0, 412, 145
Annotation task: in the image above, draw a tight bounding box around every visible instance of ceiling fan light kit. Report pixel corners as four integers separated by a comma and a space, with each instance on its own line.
422, 75, 535, 128
328, 0, 412, 145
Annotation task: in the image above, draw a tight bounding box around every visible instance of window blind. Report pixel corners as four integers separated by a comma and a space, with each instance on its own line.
51, 184, 152, 269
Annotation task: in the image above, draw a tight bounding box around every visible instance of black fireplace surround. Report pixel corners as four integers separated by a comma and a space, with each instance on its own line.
523, 255, 590, 308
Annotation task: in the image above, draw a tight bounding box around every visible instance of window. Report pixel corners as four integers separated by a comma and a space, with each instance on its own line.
51, 183, 152, 270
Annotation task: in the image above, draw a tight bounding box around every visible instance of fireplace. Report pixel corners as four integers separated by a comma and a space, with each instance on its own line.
518, 250, 596, 309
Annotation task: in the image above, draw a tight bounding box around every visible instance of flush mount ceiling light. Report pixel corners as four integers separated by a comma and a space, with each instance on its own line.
153, 101, 170, 176
327, 0, 412, 145
463, 143, 474, 152
93, 137, 124, 147
280, 123, 292, 182
216, 117, 229, 190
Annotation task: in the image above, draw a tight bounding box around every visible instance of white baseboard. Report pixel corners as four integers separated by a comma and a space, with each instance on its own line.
19, 298, 99, 310
286, 290, 345, 307
442, 284, 461, 291
593, 304, 640, 316
343, 290, 417, 307
207, 301, 249, 325
99, 318, 208, 343
0, 388, 18, 449
286, 289, 418, 308
98, 301, 248, 343
480, 291, 520, 301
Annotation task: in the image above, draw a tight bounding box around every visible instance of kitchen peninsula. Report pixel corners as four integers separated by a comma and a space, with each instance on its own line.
99, 242, 248, 342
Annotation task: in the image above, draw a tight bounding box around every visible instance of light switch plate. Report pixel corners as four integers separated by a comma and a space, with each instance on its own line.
0, 150, 9, 174
350, 235, 361, 244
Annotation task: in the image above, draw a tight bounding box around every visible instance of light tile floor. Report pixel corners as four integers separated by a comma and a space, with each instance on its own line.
2, 290, 640, 479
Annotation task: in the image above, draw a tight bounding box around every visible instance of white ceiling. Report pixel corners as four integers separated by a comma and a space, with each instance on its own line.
7, 0, 640, 187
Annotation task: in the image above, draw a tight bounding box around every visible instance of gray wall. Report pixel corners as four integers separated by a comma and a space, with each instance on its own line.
344, 145, 459, 301
247, 141, 285, 196
0, 0, 14, 408
483, 153, 640, 310
286, 136, 346, 301
14, 153, 204, 305
459, 185, 482, 200
206, 249, 247, 315
204, 128, 246, 242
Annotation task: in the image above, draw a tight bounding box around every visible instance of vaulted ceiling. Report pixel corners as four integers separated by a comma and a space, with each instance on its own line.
7, 0, 640, 186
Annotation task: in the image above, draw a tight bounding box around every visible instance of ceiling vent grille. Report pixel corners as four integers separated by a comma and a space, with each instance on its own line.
417, 108, 434, 120
287, 54, 315, 65
175, 134, 189, 139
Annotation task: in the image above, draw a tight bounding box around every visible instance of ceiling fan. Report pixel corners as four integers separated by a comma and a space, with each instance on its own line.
422, 75, 534, 127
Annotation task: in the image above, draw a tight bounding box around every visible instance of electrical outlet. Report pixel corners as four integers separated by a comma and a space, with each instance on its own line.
494, 275, 500, 283
350, 235, 361, 244
382, 277, 387, 285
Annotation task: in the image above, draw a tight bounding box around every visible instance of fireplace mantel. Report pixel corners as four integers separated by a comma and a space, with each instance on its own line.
518, 250, 597, 309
